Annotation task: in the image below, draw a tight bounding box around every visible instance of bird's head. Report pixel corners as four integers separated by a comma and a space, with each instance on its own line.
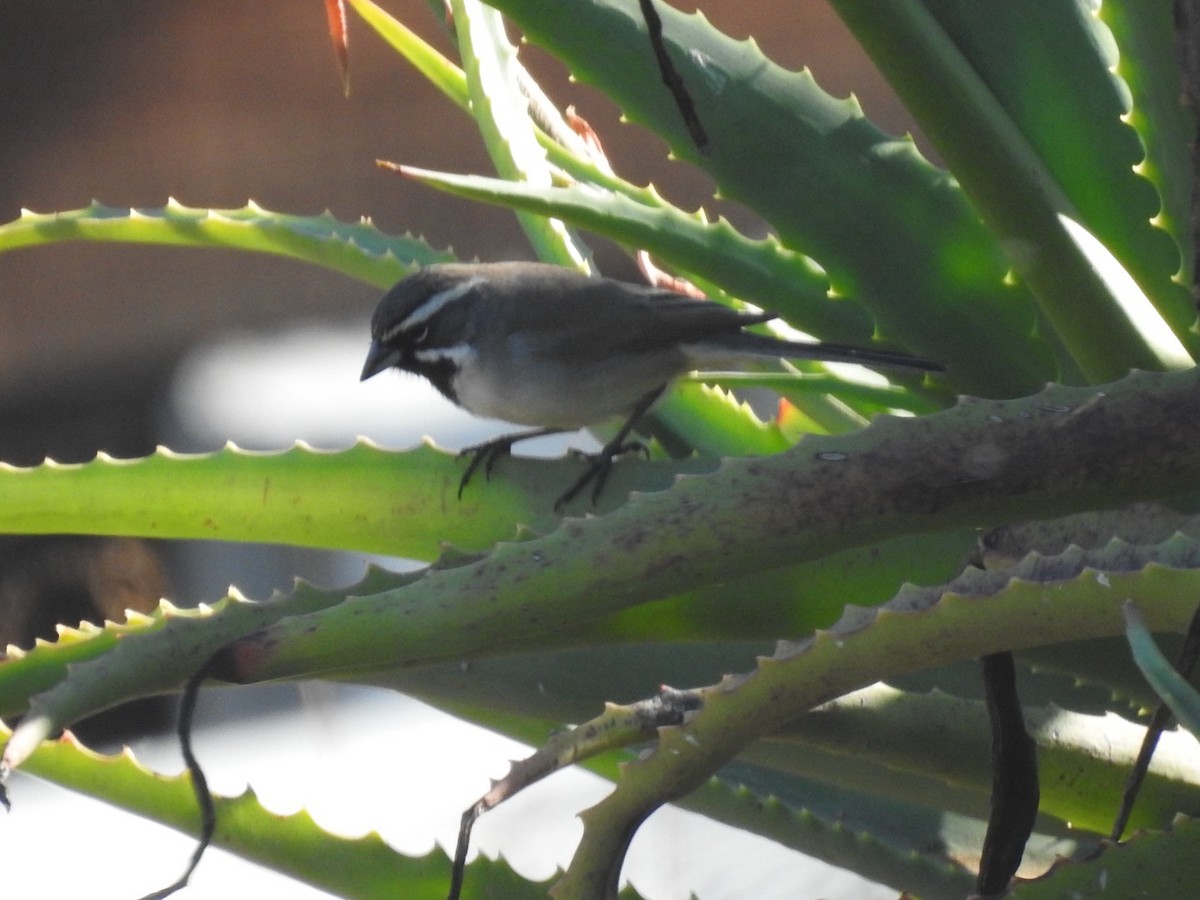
360, 265, 485, 382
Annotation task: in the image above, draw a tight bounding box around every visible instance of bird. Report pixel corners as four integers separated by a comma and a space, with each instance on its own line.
360, 261, 943, 509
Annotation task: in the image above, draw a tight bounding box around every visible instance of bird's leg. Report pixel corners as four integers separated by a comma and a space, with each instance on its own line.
458, 427, 564, 498
554, 386, 665, 511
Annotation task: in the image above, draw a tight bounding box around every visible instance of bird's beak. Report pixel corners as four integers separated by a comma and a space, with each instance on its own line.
360, 340, 399, 381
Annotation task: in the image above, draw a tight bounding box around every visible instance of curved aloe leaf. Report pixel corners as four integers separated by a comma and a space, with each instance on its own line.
768, 683, 1200, 836
692, 372, 944, 417
690, 767, 980, 900
0, 201, 453, 287
450, 0, 592, 270
481, 0, 1053, 397
1101, 0, 1197, 291
4, 723, 600, 899
649, 382, 789, 455
384, 645, 1180, 856
0, 528, 974, 755
5, 369, 1200, 753
905, 1, 1190, 337
396, 166, 873, 342
1123, 600, 1200, 738
1008, 817, 1200, 898
0, 442, 707, 558
221, 366, 1200, 682
347, 0, 470, 112
559, 533, 1200, 894
834, 0, 1193, 381
362, 678, 983, 898
0, 564, 429, 725
0, 570, 421, 771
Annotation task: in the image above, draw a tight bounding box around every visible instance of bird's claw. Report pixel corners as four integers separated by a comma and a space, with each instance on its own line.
457, 438, 516, 498
553, 441, 646, 511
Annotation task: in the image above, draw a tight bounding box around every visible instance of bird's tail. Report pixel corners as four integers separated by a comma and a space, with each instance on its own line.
690, 332, 945, 373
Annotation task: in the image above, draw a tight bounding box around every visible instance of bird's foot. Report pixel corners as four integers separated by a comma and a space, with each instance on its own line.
554, 440, 646, 511
457, 439, 514, 499
457, 428, 564, 499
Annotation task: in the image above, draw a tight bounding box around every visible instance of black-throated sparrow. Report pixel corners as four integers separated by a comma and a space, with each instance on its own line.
361, 261, 943, 508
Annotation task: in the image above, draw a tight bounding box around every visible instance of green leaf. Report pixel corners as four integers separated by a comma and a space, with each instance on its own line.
1008, 817, 1200, 898
1123, 600, 1200, 738
450, 0, 592, 268
7, 370, 1200, 749
0, 442, 706, 559
481, 0, 1054, 397
690, 766, 981, 900
832, 0, 1194, 381
0, 201, 453, 287
225, 368, 1200, 682
347, 0, 470, 111
928, 0, 1191, 332
559, 534, 1200, 893
6, 723, 600, 899
689, 372, 943, 417
0, 563, 430, 725
1101, 0, 1196, 290
766, 683, 1200, 836
397, 166, 870, 341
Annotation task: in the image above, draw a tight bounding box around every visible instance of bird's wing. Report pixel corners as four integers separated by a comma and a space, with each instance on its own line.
510, 278, 773, 361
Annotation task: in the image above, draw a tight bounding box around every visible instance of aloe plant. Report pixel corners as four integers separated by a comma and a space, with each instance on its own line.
1, 1, 1198, 897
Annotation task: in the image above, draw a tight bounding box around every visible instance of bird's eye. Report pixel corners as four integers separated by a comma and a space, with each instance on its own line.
411, 325, 430, 344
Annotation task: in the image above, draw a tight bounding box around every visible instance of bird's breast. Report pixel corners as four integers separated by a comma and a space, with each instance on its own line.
450, 356, 599, 428
448, 338, 681, 429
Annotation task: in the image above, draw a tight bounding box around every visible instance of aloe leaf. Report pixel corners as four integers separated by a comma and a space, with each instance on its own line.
0, 531, 974, 767
650, 382, 788, 456
1100, 0, 1196, 291
833, 0, 1193, 381
0, 527, 974, 767
690, 767, 980, 900
767, 683, 1200, 836
559, 534, 1200, 893
4, 722, 592, 899
347, 0, 643, 204
450, 0, 592, 269
397, 166, 872, 342
690, 372, 943, 417
325, 0, 350, 95
347, 0, 470, 111
714, 755, 1088, 899
481, 0, 1053, 397
989, 505, 1200, 708
0, 569, 414, 771
386, 672, 983, 898
0, 442, 711, 558
388, 622, 1200, 840
918, 0, 1191, 336
0, 201, 450, 287
224, 368, 1200, 683
0, 567, 421, 722
1007, 817, 1200, 898
397, 681, 987, 899
577, 529, 975, 644
1123, 600, 1200, 738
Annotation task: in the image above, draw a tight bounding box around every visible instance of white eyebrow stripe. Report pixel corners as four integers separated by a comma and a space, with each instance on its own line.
392, 276, 486, 337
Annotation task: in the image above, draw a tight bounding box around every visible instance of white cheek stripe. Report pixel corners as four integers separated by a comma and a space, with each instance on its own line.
414, 344, 475, 366
385, 276, 486, 342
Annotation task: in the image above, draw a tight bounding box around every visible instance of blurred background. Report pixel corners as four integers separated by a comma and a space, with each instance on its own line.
0, 2, 922, 896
